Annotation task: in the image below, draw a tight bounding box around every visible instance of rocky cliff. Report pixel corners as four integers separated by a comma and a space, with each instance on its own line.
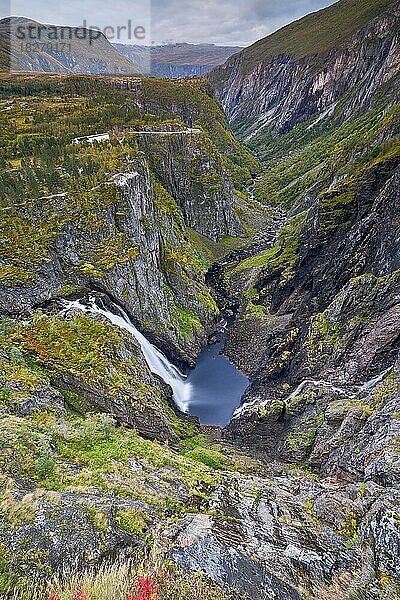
209, 0, 399, 137
206, 0, 400, 462
132, 125, 243, 240
0, 75, 259, 363
197, 1, 400, 596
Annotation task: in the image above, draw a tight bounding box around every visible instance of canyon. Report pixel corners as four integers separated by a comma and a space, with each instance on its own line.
0, 0, 399, 597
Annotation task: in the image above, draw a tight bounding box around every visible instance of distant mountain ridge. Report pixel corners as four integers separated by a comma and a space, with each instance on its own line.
114, 42, 243, 78
0, 16, 138, 74
0, 18, 242, 78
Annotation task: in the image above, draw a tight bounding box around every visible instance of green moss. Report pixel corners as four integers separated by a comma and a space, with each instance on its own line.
245, 301, 267, 319
0, 265, 34, 285
52, 284, 88, 298
232, 214, 305, 285
318, 186, 356, 234
286, 389, 317, 417
328, 398, 374, 420
11, 312, 125, 387
90, 233, 139, 272
86, 506, 108, 533
372, 372, 398, 408
0, 489, 38, 529
180, 434, 225, 470
152, 177, 183, 221
286, 415, 324, 453
0, 415, 54, 480
0, 410, 221, 512
307, 312, 341, 365
78, 263, 105, 278
0, 545, 12, 592
115, 507, 148, 537
35, 450, 55, 480
183, 447, 224, 470
305, 499, 315, 515
0, 349, 48, 409
233, 246, 279, 272
172, 307, 203, 340
336, 511, 360, 545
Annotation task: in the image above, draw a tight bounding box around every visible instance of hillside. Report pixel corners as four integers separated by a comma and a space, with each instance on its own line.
114, 42, 243, 78
0, 17, 138, 75
235, 0, 395, 73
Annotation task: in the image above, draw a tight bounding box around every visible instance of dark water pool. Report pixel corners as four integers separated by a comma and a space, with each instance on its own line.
186, 332, 249, 426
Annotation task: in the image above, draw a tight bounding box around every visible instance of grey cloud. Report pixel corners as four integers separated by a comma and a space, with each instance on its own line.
6, 0, 335, 46
150, 0, 335, 45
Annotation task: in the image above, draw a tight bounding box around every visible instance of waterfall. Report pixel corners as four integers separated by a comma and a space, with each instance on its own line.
61, 297, 192, 412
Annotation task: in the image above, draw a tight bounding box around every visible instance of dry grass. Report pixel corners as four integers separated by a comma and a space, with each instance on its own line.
5, 551, 243, 600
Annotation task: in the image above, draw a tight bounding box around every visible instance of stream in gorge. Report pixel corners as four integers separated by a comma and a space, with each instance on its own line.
62, 296, 249, 426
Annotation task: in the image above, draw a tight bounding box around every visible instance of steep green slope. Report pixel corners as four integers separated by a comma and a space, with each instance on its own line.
253, 101, 400, 207
241, 0, 395, 72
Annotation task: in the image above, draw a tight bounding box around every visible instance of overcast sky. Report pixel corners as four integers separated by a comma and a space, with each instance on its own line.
4, 0, 336, 46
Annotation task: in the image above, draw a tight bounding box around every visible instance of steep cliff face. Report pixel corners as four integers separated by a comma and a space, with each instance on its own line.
0, 156, 218, 361
220, 103, 400, 460
201, 5, 400, 592
0, 75, 261, 362
209, 0, 399, 136
205, 0, 400, 458
133, 125, 243, 240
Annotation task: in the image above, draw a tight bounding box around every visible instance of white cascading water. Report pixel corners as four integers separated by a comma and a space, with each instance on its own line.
61, 297, 192, 412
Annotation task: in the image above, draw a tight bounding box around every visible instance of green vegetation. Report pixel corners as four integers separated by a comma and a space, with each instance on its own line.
232, 246, 279, 272
286, 416, 323, 453
138, 78, 260, 187
114, 508, 148, 537
307, 312, 341, 365
11, 312, 127, 387
252, 104, 400, 209
0, 412, 222, 509
232, 213, 305, 286
372, 372, 399, 409
336, 511, 360, 545
172, 307, 204, 340
180, 434, 225, 470
0, 74, 258, 288
0, 311, 190, 442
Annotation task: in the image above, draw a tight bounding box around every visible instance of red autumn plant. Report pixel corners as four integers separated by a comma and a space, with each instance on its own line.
126, 576, 159, 600
73, 591, 89, 600
48, 595, 59, 600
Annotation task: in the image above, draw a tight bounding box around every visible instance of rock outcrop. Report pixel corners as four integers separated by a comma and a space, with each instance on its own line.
134, 125, 243, 240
